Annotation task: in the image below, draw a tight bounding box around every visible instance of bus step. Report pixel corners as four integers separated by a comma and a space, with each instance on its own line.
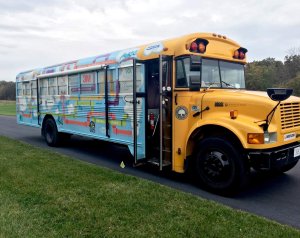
147, 158, 172, 167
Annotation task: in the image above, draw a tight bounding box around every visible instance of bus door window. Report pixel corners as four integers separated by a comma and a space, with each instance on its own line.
147, 70, 159, 109
146, 62, 160, 146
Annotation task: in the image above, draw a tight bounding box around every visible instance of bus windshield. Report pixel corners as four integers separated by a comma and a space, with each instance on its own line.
202, 58, 245, 89
175, 57, 245, 89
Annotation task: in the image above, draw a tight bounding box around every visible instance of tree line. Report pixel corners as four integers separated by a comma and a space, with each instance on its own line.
0, 52, 299, 100
0, 81, 16, 100
245, 51, 300, 95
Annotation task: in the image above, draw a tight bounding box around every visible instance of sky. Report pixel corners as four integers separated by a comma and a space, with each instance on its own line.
0, 0, 299, 82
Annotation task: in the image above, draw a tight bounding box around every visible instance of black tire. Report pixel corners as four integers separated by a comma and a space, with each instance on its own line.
43, 118, 60, 147
194, 137, 247, 195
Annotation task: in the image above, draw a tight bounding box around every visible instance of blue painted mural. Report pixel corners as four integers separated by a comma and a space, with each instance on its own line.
16, 46, 147, 159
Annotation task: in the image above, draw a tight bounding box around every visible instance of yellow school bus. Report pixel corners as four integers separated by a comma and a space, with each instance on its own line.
16, 32, 300, 194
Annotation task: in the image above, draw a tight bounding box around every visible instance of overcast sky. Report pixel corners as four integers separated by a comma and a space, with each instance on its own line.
0, 0, 299, 82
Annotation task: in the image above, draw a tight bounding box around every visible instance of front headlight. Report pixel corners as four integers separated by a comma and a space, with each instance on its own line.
264, 132, 277, 144
247, 132, 277, 144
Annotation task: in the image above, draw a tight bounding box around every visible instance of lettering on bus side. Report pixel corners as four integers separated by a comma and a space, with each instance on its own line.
214, 102, 224, 107
144, 42, 164, 56
117, 48, 139, 62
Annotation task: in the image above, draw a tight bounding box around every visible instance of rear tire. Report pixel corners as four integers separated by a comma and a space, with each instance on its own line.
43, 118, 60, 146
194, 137, 247, 195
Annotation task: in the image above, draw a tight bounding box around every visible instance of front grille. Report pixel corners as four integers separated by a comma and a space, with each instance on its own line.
280, 102, 300, 129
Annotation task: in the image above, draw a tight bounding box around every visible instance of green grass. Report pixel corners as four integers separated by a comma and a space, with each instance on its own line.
0, 100, 16, 116
0, 136, 299, 238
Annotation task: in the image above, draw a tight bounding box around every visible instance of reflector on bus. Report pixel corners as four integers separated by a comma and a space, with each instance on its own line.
188, 38, 209, 54
233, 47, 248, 60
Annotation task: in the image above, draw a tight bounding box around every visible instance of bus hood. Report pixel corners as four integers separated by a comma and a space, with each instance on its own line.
202, 89, 299, 107
201, 89, 300, 125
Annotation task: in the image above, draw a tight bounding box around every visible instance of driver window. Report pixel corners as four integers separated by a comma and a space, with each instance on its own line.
175, 58, 188, 87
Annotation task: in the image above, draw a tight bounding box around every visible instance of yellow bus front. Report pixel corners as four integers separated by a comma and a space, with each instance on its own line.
170, 33, 300, 193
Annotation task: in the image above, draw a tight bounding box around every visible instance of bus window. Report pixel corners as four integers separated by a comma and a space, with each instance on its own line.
108, 70, 115, 94
80, 72, 96, 95
98, 70, 105, 96
31, 80, 37, 96
176, 58, 188, 87
23, 82, 31, 96
39, 78, 48, 96
201, 59, 246, 88
58, 76, 68, 95
69, 74, 80, 95
96, 69, 115, 95
119, 67, 133, 93
176, 57, 201, 89
219, 61, 245, 89
17, 82, 23, 96
201, 59, 220, 87
48, 77, 58, 95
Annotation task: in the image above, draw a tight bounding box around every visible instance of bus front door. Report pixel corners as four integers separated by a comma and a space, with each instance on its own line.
145, 56, 173, 170
159, 55, 173, 170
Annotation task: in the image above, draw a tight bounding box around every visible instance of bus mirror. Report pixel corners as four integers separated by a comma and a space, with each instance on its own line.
189, 75, 201, 91
267, 88, 293, 101
190, 55, 201, 71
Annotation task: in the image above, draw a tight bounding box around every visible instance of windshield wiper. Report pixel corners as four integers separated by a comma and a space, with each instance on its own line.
221, 80, 235, 88
205, 82, 221, 89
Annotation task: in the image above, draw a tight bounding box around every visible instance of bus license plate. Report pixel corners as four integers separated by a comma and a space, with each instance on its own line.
294, 146, 300, 158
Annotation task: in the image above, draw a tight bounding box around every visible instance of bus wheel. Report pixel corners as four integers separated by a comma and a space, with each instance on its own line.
195, 137, 246, 195
44, 118, 60, 146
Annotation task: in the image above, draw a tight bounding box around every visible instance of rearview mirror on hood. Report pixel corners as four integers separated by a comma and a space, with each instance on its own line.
267, 88, 293, 101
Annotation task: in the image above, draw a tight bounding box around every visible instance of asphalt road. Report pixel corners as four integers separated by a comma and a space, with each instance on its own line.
1, 115, 300, 229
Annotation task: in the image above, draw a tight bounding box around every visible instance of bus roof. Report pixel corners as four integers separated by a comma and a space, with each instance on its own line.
16, 32, 245, 82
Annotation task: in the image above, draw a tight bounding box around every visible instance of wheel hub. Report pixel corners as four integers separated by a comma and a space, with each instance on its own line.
202, 151, 230, 182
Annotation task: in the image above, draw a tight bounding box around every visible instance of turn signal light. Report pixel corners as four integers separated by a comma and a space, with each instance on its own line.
247, 133, 264, 144
230, 110, 238, 119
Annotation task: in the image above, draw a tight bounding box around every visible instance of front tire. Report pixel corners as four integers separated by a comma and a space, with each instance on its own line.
195, 137, 247, 195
